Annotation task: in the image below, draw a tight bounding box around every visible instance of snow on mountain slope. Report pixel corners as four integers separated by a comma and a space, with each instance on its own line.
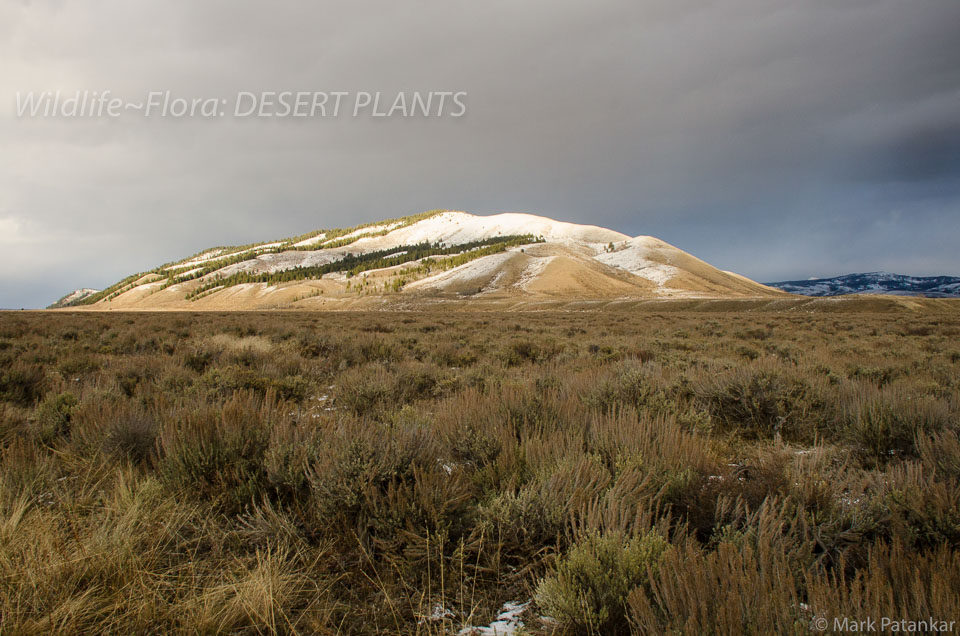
332, 222, 403, 243
766, 272, 960, 297
56, 210, 784, 309
48, 288, 100, 308
293, 233, 326, 248
405, 250, 520, 294
170, 212, 629, 281
349, 211, 628, 250
594, 237, 682, 285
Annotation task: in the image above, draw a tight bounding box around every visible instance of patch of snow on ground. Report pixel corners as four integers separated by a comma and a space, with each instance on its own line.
253, 242, 284, 251
212, 250, 343, 278
167, 243, 282, 272
459, 601, 530, 636
181, 249, 224, 263
135, 281, 164, 293
293, 233, 327, 248
328, 222, 403, 244
420, 604, 455, 625
59, 288, 99, 304
516, 256, 555, 290
406, 251, 515, 291
166, 249, 228, 270
595, 242, 679, 286
636, 263, 681, 286
482, 270, 508, 293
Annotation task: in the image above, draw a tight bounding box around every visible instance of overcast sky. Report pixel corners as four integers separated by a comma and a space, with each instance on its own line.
2, 0, 959, 307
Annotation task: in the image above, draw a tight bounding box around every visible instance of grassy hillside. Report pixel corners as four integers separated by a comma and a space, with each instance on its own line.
1, 310, 959, 633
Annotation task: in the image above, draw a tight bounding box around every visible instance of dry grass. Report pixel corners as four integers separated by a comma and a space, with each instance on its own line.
0, 308, 958, 633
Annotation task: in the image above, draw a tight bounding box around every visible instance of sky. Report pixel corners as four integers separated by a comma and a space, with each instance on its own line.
2, 0, 959, 308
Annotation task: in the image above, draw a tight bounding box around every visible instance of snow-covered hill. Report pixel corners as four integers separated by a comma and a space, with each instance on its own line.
765, 272, 960, 297
48, 288, 100, 308
54, 210, 785, 309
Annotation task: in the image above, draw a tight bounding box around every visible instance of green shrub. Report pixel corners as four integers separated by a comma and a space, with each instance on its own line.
535, 530, 669, 634
34, 392, 78, 443
475, 487, 567, 575
200, 366, 308, 402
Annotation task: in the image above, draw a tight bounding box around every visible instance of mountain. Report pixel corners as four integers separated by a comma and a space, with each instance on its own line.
54, 210, 786, 310
48, 288, 101, 309
765, 272, 960, 298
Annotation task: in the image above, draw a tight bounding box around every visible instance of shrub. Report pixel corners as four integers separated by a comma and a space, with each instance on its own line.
0, 362, 45, 406
34, 392, 79, 444
474, 487, 567, 576
183, 349, 215, 373
306, 425, 471, 553
58, 354, 100, 377
841, 388, 950, 468
582, 362, 671, 415
337, 363, 449, 416
105, 413, 159, 465
535, 530, 669, 634
628, 539, 804, 635
159, 393, 274, 513
692, 366, 817, 441
883, 462, 960, 548
500, 339, 563, 366
804, 540, 960, 625
201, 366, 308, 402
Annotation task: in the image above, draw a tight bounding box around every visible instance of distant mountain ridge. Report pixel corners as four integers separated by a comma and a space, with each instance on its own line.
766, 272, 960, 297
50, 210, 786, 310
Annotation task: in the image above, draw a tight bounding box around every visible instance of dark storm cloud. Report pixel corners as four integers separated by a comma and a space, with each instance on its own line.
856, 125, 960, 184
2, 0, 959, 307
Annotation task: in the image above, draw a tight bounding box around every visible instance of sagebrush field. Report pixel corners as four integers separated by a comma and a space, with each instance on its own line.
1, 309, 959, 634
